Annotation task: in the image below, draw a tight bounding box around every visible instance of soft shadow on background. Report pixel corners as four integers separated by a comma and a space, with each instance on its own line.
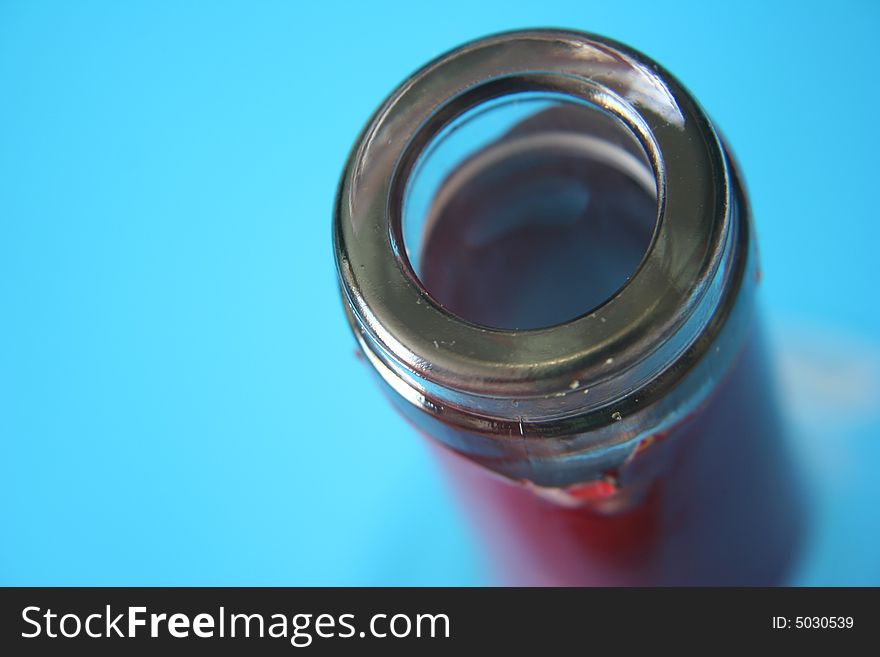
1, 1, 878, 585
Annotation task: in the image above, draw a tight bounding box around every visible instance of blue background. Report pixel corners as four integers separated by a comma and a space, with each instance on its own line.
2, 1, 878, 585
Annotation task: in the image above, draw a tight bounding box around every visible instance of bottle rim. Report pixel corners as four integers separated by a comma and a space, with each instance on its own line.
334, 29, 747, 438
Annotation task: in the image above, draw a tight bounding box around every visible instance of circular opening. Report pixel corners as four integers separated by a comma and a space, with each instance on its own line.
402, 92, 659, 331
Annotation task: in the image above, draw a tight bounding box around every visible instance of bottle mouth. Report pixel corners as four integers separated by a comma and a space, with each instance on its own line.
403, 92, 659, 331
335, 30, 747, 441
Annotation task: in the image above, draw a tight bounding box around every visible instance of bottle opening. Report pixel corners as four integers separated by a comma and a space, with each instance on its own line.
403, 93, 659, 330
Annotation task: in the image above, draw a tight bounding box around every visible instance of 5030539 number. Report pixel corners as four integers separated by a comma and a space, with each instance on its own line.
772, 617, 854, 629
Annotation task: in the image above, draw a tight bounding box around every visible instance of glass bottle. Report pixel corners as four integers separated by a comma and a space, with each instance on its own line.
334, 29, 805, 585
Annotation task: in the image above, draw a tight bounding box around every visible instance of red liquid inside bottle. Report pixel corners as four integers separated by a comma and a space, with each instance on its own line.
428, 330, 804, 585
